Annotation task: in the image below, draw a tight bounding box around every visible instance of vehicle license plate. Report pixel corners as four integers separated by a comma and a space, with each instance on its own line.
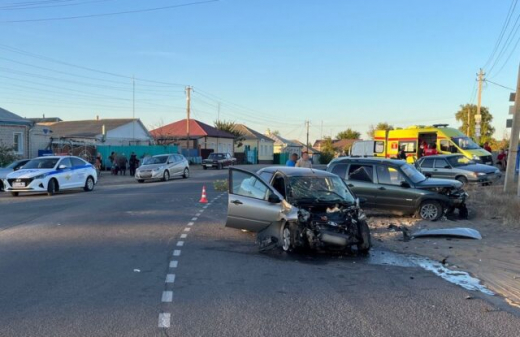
13, 182, 25, 188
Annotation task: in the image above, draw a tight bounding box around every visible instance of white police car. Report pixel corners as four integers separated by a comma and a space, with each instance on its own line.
3, 156, 98, 197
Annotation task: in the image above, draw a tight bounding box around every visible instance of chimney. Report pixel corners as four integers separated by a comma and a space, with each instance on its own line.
96, 115, 100, 121
43, 113, 45, 119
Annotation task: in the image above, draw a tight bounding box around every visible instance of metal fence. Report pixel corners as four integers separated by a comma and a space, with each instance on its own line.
96, 145, 179, 168
273, 152, 289, 165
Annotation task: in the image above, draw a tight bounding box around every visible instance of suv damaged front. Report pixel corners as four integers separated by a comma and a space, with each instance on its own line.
260, 175, 371, 253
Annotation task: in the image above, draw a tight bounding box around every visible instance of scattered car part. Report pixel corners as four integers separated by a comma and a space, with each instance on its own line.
412, 227, 482, 240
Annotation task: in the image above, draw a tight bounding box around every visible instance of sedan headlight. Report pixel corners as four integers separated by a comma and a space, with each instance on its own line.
153, 166, 164, 171
34, 173, 48, 180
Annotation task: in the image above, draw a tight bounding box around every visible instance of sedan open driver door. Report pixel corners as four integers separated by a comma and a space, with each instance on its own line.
226, 168, 284, 232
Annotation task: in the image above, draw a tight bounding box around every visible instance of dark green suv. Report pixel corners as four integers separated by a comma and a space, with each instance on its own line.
326, 158, 468, 220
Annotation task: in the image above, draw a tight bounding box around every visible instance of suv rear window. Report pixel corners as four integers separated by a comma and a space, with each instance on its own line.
347, 164, 373, 183
330, 164, 348, 179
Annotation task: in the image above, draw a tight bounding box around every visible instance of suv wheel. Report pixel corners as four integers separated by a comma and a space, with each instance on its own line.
418, 200, 443, 221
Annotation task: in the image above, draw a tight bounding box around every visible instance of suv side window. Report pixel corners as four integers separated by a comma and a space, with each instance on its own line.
434, 159, 449, 168
376, 165, 406, 186
347, 164, 374, 183
331, 163, 348, 179
420, 158, 434, 168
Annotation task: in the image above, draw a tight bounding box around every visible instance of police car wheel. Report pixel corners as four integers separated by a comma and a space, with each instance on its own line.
47, 179, 57, 196
84, 176, 95, 192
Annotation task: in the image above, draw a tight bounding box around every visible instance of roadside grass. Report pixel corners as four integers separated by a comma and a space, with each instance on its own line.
466, 184, 520, 227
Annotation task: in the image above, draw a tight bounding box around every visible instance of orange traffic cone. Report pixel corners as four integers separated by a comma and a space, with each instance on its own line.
199, 185, 208, 203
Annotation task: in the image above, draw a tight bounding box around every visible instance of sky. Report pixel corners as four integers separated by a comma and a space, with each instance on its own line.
0, 0, 518, 143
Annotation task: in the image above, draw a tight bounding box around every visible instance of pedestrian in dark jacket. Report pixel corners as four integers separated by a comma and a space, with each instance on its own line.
398, 146, 407, 160
129, 152, 138, 176
117, 153, 128, 175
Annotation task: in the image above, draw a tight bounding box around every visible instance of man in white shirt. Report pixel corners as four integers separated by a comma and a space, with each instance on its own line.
296, 152, 312, 168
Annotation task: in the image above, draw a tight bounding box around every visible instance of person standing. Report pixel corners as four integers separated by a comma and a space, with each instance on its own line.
109, 152, 115, 174
117, 153, 128, 176
129, 152, 138, 176
286, 153, 298, 167
483, 142, 492, 153
95, 153, 102, 177
398, 146, 407, 160
296, 152, 313, 168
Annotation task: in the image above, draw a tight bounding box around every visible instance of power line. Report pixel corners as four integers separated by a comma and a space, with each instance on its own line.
0, 0, 116, 10
0, 0, 218, 23
484, 79, 515, 90
483, 0, 518, 69
488, 12, 520, 76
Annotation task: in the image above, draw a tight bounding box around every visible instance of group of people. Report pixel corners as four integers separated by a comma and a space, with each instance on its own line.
285, 151, 313, 168
107, 152, 140, 176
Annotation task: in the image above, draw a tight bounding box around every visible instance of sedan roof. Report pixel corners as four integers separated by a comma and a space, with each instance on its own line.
259, 167, 337, 178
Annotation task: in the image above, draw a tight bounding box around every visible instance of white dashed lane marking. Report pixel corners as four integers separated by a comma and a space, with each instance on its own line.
162, 291, 173, 302
158, 313, 171, 328
159, 194, 225, 329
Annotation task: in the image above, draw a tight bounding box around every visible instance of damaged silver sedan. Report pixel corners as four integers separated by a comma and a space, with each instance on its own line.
225, 167, 371, 253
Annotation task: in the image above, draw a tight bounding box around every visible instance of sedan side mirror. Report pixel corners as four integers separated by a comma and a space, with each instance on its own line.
268, 193, 281, 204
58, 164, 67, 170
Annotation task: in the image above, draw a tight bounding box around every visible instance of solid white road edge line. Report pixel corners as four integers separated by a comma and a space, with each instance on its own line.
180, 234, 187, 238
158, 313, 171, 328
191, 217, 198, 221
184, 228, 191, 232
187, 222, 194, 226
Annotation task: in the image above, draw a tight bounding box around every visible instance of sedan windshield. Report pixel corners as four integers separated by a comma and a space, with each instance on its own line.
400, 163, 426, 183
447, 155, 474, 167
6, 160, 23, 169
147, 156, 168, 165
451, 137, 480, 150
23, 158, 59, 169
208, 153, 224, 159
288, 176, 355, 203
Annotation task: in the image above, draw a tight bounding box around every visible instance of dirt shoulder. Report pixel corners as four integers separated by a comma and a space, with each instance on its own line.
368, 184, 520, 307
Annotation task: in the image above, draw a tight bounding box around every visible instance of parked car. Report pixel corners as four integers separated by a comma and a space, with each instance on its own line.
327, 157, 468, 221
225, 167, 371, 253
415, 154, 502, 186
202, 153, 236, 169
3, 156, 97, 196
0, 159, 30, 191
135, 154, 189, 183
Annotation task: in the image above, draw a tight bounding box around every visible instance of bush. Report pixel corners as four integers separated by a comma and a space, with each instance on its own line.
0, 142, 17, 167
319, 152, 335, 165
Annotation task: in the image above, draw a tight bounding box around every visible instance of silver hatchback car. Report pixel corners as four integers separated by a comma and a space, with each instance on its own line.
135, 154, 189, 183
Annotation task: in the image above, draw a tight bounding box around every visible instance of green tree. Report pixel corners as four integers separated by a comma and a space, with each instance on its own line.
367, 122, 394, 138
0, 142, 17, 167
214, 120, 246, 147
336, 128, 361, 140
455, 104, 495, 144
319, 137, 336, 164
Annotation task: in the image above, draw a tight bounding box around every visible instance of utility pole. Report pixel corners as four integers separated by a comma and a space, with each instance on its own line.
132, 76, 135, 143
306, 120, 310, 150
466, 106, 471, 136
186, 86, 191, 150
504, 65, 520, 195
475, 69, 485, 144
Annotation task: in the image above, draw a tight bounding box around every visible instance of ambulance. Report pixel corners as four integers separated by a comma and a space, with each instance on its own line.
373, 124, 493, 165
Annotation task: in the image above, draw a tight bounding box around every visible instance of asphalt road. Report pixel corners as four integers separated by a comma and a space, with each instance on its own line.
0, 166, 519, 337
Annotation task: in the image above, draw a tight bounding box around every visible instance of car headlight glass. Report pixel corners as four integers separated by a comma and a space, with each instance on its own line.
477, 172, 486, 176
34, 173, 48, 180
472, 155, 480, 161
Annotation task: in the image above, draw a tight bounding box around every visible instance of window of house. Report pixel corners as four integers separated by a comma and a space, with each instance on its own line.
399, 141, 416, 153
13, 132, 23, 154
375, 141, 384, 153
347, 164, 374, 183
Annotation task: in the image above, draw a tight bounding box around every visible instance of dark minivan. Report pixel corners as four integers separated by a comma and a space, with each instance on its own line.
327, 157, 468, 220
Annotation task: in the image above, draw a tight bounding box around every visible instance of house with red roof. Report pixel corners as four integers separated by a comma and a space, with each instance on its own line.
150, 119, 235, 155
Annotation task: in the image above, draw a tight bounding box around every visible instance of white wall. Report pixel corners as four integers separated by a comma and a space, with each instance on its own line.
106, 121, 152, 144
